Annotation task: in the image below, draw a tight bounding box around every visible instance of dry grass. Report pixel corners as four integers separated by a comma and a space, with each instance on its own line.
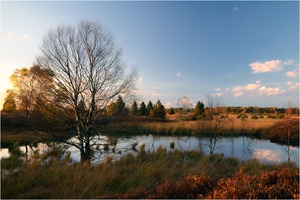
140, 116, 285, 135
225, 117, 284, 130
1, 131, 44, 144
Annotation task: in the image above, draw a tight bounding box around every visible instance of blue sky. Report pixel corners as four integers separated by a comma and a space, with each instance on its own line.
1, 1, 299, 108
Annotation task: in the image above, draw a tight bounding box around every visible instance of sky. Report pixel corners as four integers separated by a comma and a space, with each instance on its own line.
1, 1, 299, 109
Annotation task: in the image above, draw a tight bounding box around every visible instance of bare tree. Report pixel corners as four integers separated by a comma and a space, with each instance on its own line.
37, 19, 137, 165
197, 95, 227, 154
177, 95, 193, 114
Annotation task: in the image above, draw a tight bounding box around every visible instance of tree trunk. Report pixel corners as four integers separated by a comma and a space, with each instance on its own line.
81, 150, 91, 166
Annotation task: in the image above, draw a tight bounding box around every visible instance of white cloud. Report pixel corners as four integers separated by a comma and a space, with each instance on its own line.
214, 88, 222, 92
286, 81, 300, 90
233, 81, 285, 97
249, 59, 294, 73
285, 68, 299, 78
232, 82, 261, 97
286, 81, 293, 86
258, 86, 284, 96
165, 102, 172, 108
213, 92, 223, 97
175, 72, 181, 78
234, 6, 239, 11
4, 32, 31, 41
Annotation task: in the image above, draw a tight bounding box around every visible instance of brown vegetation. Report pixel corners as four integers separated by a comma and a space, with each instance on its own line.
267, 118, 299, 144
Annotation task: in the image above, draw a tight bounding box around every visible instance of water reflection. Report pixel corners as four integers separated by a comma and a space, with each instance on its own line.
0, 148, 10, 159
0, 135, 299, 165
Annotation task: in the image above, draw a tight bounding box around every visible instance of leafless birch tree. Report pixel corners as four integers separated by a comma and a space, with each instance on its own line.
37, 19, 137, 164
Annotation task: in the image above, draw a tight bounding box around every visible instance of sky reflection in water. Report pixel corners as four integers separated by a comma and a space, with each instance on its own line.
1, 136, 298, 166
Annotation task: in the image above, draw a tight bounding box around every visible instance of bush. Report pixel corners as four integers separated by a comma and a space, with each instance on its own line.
268, 115, 276, 119
251, 115, 259, 119
278, 114, 285, 119
237, 114, 248, 119
208, 167, 299, 199
152, 174, 213, 199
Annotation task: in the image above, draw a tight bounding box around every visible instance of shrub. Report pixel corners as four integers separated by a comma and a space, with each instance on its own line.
251, 115, 259, 119
278, 114, 285, 119
268, 115, 276, 119
152, 174, 213, 199
208, 167, 299, 199
237, 114, 248, 119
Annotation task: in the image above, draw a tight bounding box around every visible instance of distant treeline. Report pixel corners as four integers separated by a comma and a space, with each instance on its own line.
165, 106, 299, 116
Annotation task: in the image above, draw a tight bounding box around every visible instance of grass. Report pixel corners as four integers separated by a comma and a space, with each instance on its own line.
1, 147, 298, 199
1, 131, 44, 145
103, 116, 285, 137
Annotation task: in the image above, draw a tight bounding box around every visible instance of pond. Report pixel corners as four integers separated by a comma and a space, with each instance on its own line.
1, 135, 299, 166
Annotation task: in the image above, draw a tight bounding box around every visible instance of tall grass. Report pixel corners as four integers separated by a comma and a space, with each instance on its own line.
1, 147, 298, 199
103, 117, 278, 136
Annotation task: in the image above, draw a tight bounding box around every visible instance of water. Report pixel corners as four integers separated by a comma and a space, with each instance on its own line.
1, 135, 299, 165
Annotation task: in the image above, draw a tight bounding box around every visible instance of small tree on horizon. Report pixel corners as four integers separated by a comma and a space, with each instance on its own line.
139, 101, 147, 116
169, 107, 175, 115
146, 100, 153, 116
151, 99, 166, 119
177, 95, 193, 114
2, 90, 16, 113
194, 101, 204, 116
116, 96, 128, 116
130, 100, 139, 115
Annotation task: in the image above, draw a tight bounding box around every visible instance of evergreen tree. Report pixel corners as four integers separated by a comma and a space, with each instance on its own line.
194, 101, 205, 116
169, 107, 175, 115
146, 100, 153, 116
116, 95, 128, 116
151, 99, 166, 119
131, 101, 139, 115
139, 101, 147, 116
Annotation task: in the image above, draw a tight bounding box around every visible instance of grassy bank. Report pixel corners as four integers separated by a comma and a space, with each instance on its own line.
1, 147, 298, 199
102, 117, 283, 137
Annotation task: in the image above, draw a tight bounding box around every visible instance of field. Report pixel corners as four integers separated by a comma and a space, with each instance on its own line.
103, 114, 292, 137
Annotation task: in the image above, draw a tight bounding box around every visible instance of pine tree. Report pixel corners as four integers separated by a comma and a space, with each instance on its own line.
146, 100, 153, 116
151, 99, 166, 119
131, 101, 139, 115
116, 95, 128, 116
139, 101, 147, 116
194, 101, 205, 116
169, 107, 175, 115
